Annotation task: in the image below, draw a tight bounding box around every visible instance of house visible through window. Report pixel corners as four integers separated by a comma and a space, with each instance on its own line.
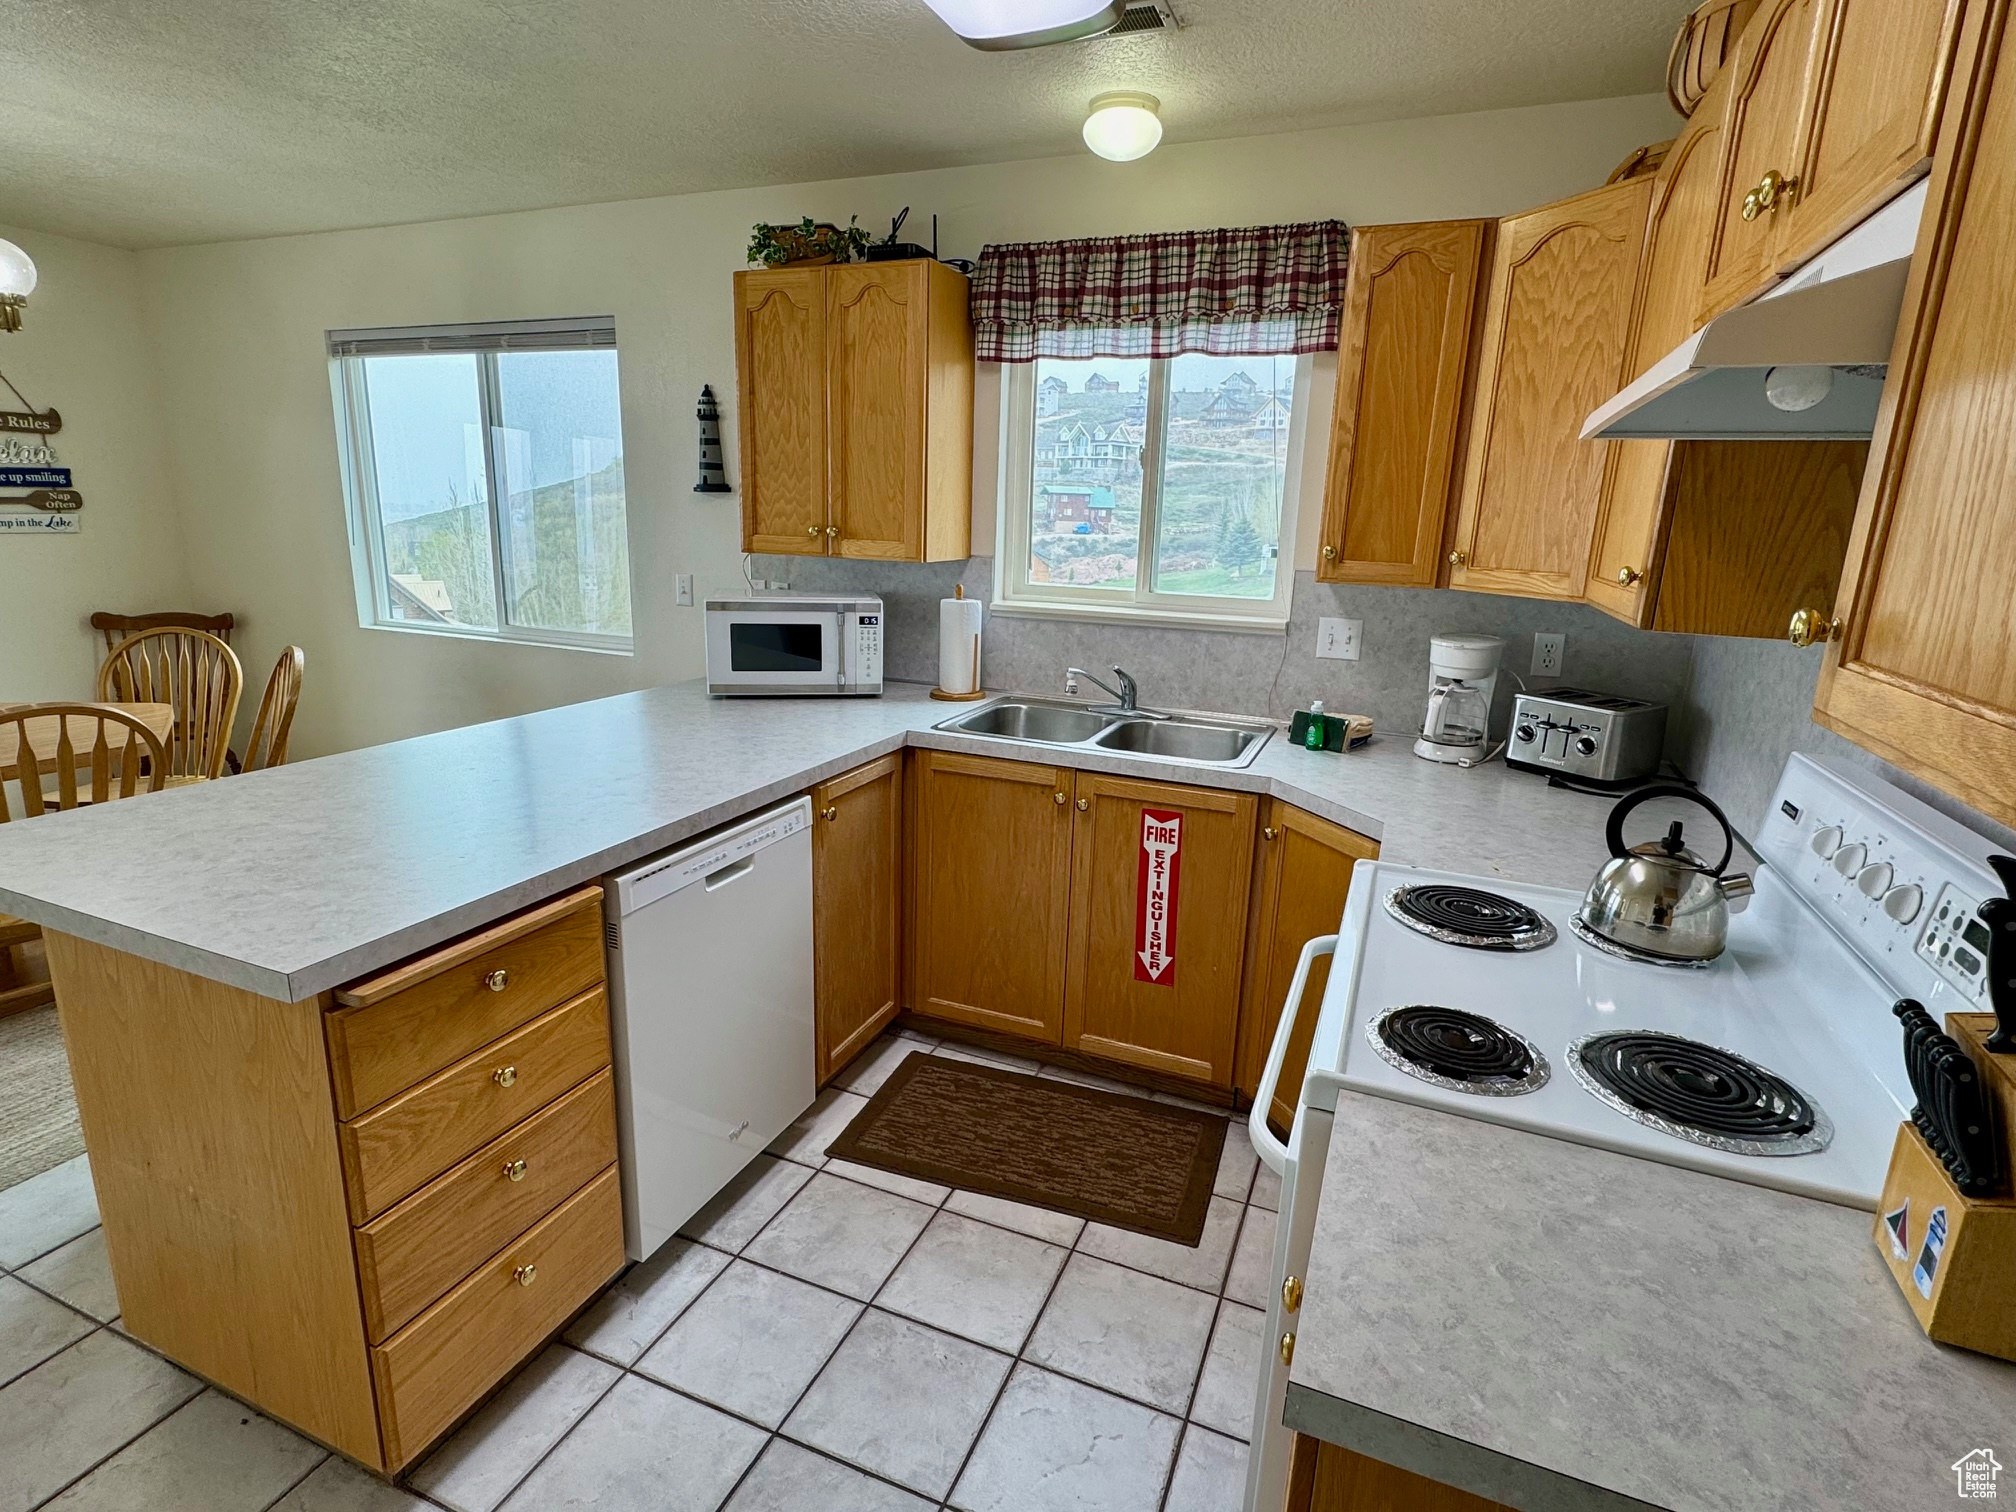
330, 318, 632, 651
1001, 352, 1306, 626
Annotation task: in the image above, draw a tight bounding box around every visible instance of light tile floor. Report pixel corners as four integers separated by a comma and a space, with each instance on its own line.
0, 1032, 1267, 1511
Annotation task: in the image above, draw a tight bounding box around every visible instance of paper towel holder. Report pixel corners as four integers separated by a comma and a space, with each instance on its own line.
930, 584, 989, 703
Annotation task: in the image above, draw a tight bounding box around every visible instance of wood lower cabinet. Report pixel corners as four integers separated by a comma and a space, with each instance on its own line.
734, 258, 971, 562
1287, 1435, 1513, 1512
1237, 802, 1379, 1134
1814, 0, 2016, 828
1316, 220, 1491, 588
1447, 177, 1650, 601
813, 753, 903, 1083
909, 749, 1074, 1042
1063, 773, 1258, 1086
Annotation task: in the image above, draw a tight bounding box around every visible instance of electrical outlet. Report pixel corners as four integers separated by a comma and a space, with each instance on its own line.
1532, 632, 1565, 677
675, 574, 695, 607
1317, 617, 1362, 661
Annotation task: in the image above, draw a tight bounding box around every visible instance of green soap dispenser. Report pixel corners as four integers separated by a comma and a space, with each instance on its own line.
1303, 699, 1326, 751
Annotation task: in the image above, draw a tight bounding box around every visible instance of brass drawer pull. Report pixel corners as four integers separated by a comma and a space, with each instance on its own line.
822, 805, 838, 821
825, 525, 840, 540
1055, 791, 1068, 805
1279, 1331, 1296, 1365
1263, 826, 1279, 841
483, 968, 509, 993
805, 524, 821, 538
503, 1158, 527, 1182
513, 1262, 537, 1287
1076, 797, 1090, 811
492, 1065, 518, 1089
1320, 544, 1338, 562
1447, 550, 1467, 567
1282, 1275, 1303, 1312
1788, 608, 1843, 648
1616, 565, 1642, 586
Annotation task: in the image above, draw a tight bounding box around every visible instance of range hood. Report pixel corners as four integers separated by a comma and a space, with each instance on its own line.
1582, 180, 1926, 441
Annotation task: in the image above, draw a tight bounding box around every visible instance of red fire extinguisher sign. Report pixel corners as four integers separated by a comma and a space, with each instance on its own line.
1135, 808, 1182, 985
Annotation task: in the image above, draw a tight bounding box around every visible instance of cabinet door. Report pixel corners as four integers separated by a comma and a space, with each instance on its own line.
812, 755, 903, 1084
1316, 220, 1490, 587
1782, 0, 1967, 268
1699, 0, 1822, 317
1236, 804, 1378, 1135
1287, 1435, 1513, 1512
827, 263, 927, 560
1586, 101, 1726, 625
909, 750, 1073, 1042
1814, 0, 2016, 829
1063, 774, 1257, 1086
734, 269, 829, 555
1447, 178, 1649, 601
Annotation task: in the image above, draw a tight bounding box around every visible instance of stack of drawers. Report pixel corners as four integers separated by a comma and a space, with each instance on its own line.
323, 885, 624, 1468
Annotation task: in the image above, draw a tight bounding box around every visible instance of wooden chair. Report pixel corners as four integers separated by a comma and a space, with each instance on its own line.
0, 704, 172, 1016
243, 646, 306, 772
91, 610, 235, 655
97, 629, 244, 785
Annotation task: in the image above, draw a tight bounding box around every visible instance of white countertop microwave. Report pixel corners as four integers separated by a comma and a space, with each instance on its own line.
704, 595, 884, 696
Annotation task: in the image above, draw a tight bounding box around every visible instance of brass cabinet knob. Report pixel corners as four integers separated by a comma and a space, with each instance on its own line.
1757, 169, 1797, 212
513, 1263, 537, 1287
821, 805, 838, 821
805, 524, 821, 538
1282, 1275, 1304, 1312
1263, 826, 1279, 841
825, 525, 840, 539
1788, 608, 1843, 648
1054, 791, 1068, 805
492, 1065, 518, 1088
1616, 565, 1642, 586
1447, 550, 1467, 567
1279, 1331, 1296, 1366
1075, 797, 1090, 811
1741, 187, 1764, 222
503, 1158, 527, 1182
1320, 544, 1338, 562
483, 968, 509, 993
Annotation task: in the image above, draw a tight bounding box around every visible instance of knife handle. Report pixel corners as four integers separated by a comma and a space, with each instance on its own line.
1982, 855, 2016, 1054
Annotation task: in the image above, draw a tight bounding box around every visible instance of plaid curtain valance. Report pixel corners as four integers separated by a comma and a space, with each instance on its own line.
969, 220, 1350, 363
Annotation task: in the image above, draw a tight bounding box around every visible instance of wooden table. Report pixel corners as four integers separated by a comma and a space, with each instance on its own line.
0, 703, 176, 784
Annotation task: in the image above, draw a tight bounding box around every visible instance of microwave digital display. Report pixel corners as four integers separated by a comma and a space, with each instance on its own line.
729, 622, 824, 673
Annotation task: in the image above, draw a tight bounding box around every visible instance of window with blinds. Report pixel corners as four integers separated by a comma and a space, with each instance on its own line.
328, 318, 632, 651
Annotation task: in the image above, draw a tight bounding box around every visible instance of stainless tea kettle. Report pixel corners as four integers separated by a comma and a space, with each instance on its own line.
1578, 785, 1755, 964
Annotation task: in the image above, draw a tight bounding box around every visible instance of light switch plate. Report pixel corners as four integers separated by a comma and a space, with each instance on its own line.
1317, 617, 1362, 661
1532, 632, 1564, 676
675, 574, 695, 607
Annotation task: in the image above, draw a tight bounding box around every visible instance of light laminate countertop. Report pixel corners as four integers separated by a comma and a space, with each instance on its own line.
0, 679, 1712, 1001
1284, 1093, 2016, 1512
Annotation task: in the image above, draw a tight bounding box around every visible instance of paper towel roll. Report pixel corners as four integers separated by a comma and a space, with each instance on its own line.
938, 591, 984, 696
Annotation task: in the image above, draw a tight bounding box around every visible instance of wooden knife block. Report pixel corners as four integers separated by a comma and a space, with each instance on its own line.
1949, 1013, 2016, 1174
1874, 1123, 2016, 1361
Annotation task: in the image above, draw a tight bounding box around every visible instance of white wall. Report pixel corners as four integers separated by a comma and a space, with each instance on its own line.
135, 92, 1677, 758
0, 224, 189, 698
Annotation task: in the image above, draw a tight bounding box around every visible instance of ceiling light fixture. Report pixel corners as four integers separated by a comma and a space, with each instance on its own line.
1083, 91, 1163, 161
0, 240, 36, 333
920, 0, 1124, 50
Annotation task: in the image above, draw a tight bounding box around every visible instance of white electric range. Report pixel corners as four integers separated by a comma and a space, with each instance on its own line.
1241, 753, 2010, 1512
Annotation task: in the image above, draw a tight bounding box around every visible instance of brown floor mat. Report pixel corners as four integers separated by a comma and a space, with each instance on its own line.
825, 1054, 1226, 1246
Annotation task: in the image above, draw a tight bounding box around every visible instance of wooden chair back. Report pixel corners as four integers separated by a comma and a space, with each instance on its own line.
96, 629, 245, 782
244, 646, 306, 773
0, 704, 170, 821
91, 610, 235, 656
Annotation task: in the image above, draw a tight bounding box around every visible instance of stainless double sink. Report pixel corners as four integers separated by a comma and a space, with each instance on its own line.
933, 696, 1272, 768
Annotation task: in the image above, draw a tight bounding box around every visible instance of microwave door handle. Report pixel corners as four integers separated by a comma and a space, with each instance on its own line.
837, 613, 850, 689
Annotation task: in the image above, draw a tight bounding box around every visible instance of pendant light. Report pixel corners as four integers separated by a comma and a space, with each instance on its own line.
0, 240, 36, 333
920, 0, 1124, 50
1083, 92, 1163, 161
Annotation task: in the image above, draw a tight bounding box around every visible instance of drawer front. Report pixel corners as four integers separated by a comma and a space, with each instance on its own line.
341, 986, 612, 1223
356, 1070, 618, 1342
371, 1166, 624, 1472
328, 891, 605, 1119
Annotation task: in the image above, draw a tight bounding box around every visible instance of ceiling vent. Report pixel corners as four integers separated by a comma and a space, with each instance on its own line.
1107, 4, 1177, 34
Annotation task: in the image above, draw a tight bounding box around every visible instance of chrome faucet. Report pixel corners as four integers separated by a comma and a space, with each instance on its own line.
1066, 665, 1168, 719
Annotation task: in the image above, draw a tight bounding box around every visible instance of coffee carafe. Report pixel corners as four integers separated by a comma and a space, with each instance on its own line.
1413, 633, 1505, 765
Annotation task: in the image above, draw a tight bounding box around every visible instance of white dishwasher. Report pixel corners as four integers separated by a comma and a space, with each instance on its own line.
604, 797, 816, 1260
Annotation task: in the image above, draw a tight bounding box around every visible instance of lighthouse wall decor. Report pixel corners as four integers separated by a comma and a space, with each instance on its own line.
693, 384, 731, 493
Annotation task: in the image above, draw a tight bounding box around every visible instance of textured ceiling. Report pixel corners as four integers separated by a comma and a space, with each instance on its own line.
2, 0, 1678, 249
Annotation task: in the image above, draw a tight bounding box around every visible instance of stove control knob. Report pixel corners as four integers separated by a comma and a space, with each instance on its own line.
1574, 735, 1598, 757
1881, 883, 1924, 926
1832, 843, 1867, 878
1811, 825, 1843, 859
1855, 861, 1893, 899
1515, 723, 1537, 743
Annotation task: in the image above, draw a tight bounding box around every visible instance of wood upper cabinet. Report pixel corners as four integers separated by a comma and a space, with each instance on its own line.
733, 269, 828, 554
909, 750, 1073, 1042
1315, 220, 1491, 587
1814, 0, 2016, 828
1236, 802, 1378, 1134
734, 258, 972, 562
1062, 773, 1258, 1087
1447, 177, 1650, 601
813, 754, 903, 1084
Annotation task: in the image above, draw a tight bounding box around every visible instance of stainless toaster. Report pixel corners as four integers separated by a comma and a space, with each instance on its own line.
1507, 688, 1667, 787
